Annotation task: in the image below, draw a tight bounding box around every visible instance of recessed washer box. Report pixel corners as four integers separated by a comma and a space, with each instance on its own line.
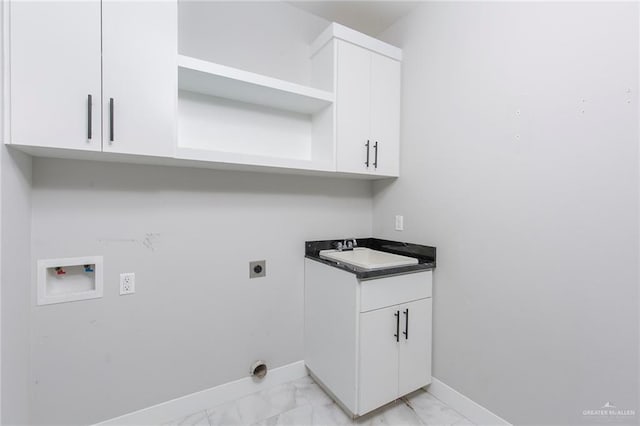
37, 256, 104, 306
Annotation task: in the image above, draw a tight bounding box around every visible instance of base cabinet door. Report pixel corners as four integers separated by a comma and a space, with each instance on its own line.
9, 1, 102, 150
358, 305, 399, 415
398, 298, 432, 396
359, 298, 432, 415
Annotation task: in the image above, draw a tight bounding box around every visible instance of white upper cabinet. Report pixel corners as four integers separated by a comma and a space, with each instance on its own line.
335, 41, 372, 174
6, 12, 398, 178
102, 1, 176, 157
9, 1, 102, 151
7, 1, 176, 157
369, 53, 401, 176
336, 41, 401, 176
311, 24, 402, 177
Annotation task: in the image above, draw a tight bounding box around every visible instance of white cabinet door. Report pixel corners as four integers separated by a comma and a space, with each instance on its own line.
335, 41, 401, 176
336, 40, 371, 174
398, 298, 432, 396
358, 305, 399, 415
370, 54, 401, 176
102, 1, 176, 157
9, 1, 102, 151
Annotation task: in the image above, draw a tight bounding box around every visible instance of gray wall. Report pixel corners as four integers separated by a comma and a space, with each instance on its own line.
1, 0, 33, 421
30, 159, 372, 425
17, 1, 640, 425
179, 1, 328, 85
27, 4, 361, 425
1, 147, 32, 426
374, 2, 639, 424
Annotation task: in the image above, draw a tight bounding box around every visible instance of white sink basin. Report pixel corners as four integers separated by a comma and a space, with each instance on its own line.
319, 247, 419, 271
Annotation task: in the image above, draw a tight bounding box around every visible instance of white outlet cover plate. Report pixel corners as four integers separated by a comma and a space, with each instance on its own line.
120, 272, 135, 295
395, 215, 404, 231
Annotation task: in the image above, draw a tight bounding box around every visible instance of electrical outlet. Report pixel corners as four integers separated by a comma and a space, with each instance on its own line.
250, 260, 266, 278
120, 273, 135, 295
395, 215, 404, 231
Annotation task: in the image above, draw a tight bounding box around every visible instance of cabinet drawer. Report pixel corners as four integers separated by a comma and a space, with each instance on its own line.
359, 271, 432, 312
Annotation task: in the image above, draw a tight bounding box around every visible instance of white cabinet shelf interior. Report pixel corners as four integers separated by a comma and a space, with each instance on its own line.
178, 55, 334, 114
176, 55, 335, 170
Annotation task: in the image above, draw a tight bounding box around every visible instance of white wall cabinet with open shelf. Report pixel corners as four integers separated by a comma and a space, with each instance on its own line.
4, 2, 402, 179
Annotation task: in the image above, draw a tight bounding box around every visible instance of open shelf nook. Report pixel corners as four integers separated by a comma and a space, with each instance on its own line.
176, 55, 336, 172
178, 55, 334, 114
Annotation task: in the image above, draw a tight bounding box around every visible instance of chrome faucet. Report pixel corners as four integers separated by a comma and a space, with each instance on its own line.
334, 239, 358, 251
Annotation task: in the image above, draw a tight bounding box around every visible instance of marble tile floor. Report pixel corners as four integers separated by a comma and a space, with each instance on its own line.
164, 376, 474, 426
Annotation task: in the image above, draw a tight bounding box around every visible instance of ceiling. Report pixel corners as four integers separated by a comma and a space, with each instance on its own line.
287, 1, 422, 36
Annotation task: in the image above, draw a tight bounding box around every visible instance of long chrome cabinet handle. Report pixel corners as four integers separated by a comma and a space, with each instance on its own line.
373, 141, 379, 168
394, 310, 400, 342
365, 140, 370, 167
403, 308, 409, 340
87, 94, 92, 140
109, 98, 114, 142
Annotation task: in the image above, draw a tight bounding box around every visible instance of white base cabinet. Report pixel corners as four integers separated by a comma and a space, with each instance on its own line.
304, 259, 433, 417
359, 298, 432, 414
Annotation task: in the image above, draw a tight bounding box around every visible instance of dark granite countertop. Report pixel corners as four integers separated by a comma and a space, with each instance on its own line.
305, 238, 436, 280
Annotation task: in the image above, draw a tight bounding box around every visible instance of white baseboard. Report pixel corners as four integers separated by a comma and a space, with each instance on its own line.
94, 360, 308, 426
427, 377, 511, 426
